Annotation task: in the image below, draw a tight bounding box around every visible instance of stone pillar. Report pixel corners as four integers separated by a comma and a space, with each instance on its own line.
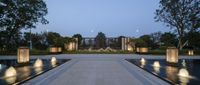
121, 37, 125, 51
75, 38, 78, 50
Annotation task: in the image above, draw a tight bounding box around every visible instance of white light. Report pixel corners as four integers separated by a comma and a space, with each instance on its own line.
34, 58, 43, 67
153, 61, 160, 68
4, 66, 17, 78
140, 58, 146, 63
178, 68, 189, 77
51, 57, 57, 66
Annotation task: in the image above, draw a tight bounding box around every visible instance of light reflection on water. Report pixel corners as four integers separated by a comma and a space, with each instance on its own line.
0, 59, 69, 85
166, 66, 178, 82
5, 76, 16, 84
128, 59, 200, 85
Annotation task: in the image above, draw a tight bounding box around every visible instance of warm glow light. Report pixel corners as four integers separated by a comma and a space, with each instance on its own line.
140, 58, 146, 67
153, 66, 160, 73
140, 58, 146, 63
188, 50, 194, 56
51, 57, 57, 66
153, 61, 160, 68
178, 68, 194, 85
16, 66, 31, 78
34, 58, 43, 67
50, 47, 58, 53
34, 67, 43, 74
136, 48, 140, 52
166, 66, 178, 81
58, 47, 62, 53
127, 46, 133, 51
166, 47, 179, 63
139, 47, 148, 53
17, 47, 29, 63
178, 68, 189, 77
153, 61, 160, 73
5, 76, 17, 84
5, 66, 17, 78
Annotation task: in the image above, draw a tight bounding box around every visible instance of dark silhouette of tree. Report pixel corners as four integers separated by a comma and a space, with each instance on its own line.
140, 35, 153, 47
160, 32, 177, 47
0, 0, 48, 50
150, 31, 162, 49
155, 0, 200, 50
134, 38, 147, 47
95, 32, 106, 48
184, 31, 200, 49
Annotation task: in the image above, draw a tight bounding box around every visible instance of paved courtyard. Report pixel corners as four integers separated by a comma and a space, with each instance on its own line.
1, 54, 200, 85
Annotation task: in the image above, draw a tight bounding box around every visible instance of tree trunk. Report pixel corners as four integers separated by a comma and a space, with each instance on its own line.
178, 36, 183, 50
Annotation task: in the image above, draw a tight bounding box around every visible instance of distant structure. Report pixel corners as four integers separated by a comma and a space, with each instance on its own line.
121, 37, 133, 51
64, 38, 78, 51
64, 37, 134, 51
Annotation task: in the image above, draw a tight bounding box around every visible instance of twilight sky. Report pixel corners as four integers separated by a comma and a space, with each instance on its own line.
34, 0, 170, 37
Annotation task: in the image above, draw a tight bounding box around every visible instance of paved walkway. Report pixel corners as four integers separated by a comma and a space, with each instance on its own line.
21, 54, 172, 85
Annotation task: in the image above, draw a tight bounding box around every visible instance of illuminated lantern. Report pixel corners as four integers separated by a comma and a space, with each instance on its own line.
166, 47, 179, 63
139, 47, 149, 53
50, 47, 58, 53
188, 50, 194, 56
17, 47, 29, 63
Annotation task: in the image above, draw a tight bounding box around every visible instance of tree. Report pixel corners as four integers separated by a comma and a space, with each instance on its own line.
140, 35, 153, 47
72, 34, 82, 46
134, 38, 147, 47
160, 32, 177, 47
95, 32, 106, 48
150, 31, 162, 49
184, 31, 200, 49
155, 0, 200, 50
46, 32, 61, 46
0, 0, 48, 50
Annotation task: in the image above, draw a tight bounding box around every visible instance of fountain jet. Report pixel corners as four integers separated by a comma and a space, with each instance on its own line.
34, 58, 43, 67
153, 61, 160, 68
51, 57, 57, 66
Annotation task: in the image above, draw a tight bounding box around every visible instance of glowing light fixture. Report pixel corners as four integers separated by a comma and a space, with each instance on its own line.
17, 47, 29, 63
166, 47, 179, 63
153, 61, 160, 68
51, 57, 57, 66
5, 66, 17, 78
178, 68, 189, 77
50, 47, 58, 53
188, 50, 194, 56
34, 58, 43, 67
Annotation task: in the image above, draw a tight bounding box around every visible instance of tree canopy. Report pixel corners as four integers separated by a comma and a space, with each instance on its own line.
155, 0, 200, 50
0, 0, 48, 50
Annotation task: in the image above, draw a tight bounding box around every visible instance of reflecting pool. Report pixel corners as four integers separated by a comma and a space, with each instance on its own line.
0, 59, 70, 85
127, 59, 200, 85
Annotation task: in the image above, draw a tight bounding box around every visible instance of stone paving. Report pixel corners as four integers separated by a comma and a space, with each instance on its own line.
0, 54, 199, 85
